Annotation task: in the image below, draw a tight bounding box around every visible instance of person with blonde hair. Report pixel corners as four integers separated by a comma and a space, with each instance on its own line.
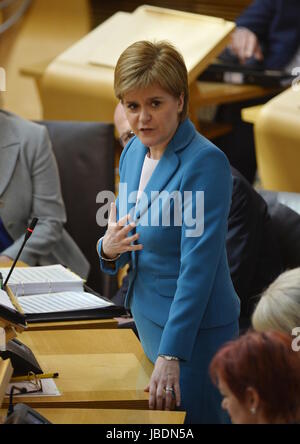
252, 267, 300, 334
98, 40, 240, 423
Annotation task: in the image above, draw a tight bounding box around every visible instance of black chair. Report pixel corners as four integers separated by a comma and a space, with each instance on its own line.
259, 190, 300, 270
38, 120, 117, 299
238, 189, 300, 333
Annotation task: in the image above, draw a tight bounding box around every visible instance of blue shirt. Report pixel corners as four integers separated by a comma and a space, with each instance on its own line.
0, 217, 13, 252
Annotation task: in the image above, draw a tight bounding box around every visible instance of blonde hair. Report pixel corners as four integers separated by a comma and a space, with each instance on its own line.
114, 40, 189, 121
252, 268, 300, 334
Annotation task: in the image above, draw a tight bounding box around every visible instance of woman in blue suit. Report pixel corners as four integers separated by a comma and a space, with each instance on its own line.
98, 41, 240, 423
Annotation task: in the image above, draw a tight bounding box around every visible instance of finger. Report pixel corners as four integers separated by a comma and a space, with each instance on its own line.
164, 388, 174, 411
108, 202, 117, 225
254, 43, 264, 61
119, 221, 136, 237
149, 383, 157, 410
124, 244, 143, 252
239, 33, 250, 63
231, 28, 246, 57
230, 31, 241, 54
117, 213, 132, 227
144, 384, 150, 393
156, 385, 165, 411
174, 381, 181, 407
244, 34, 257, 59
123, 233, 140, 245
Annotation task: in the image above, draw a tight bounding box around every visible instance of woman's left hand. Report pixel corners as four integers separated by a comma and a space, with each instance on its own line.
144, 356, 181, 411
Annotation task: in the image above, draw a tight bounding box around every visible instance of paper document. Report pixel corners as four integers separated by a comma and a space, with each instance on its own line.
0, 264, 83, 296
5, 378, 60, 397
0, 289, 16, 311
18, 291, 113, 314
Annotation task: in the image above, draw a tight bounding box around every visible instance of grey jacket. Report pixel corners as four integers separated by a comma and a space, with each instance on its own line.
0, 110, 90, 278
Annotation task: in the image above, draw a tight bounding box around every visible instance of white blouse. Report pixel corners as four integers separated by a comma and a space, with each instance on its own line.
136, 153, 159, 202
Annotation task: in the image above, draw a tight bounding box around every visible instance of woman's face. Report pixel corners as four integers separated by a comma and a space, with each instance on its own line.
218, 377, 255, 424
122, 83, 184, 154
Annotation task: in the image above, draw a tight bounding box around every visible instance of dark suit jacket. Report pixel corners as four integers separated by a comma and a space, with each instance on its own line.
113, 167, 283, 321
228, 168, 282, 318
236, 0, 300, 69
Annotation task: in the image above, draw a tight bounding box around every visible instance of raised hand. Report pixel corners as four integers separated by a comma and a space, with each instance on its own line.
101, 202, 143, 259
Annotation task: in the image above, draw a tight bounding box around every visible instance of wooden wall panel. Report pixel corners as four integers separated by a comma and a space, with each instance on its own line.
89, 0, 252, 28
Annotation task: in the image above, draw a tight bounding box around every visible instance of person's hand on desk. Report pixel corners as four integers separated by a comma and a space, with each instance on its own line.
145, 356, 181, 411
101, 202, 143, 260
229, 27, 264, 65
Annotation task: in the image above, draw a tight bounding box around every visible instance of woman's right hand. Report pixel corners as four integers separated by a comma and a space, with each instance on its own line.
101, 202, 143, 259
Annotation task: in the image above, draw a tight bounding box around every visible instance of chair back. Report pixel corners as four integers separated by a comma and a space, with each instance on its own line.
38, 120, 117, 298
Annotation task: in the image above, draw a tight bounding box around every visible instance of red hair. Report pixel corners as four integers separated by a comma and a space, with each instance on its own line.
209, 330, 300, 423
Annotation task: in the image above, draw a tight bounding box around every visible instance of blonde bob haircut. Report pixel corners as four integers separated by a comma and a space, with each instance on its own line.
252, 267, 300, 334
114, 40, 189, 122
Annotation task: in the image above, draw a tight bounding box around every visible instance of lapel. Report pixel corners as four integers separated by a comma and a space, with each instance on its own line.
120, 141, 148, 218
133, 119, 196, 222
0, 113, 20, 197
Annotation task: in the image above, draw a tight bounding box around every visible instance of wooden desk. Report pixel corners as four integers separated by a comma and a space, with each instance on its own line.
2, 329, 154, 410
1, 260, 27, 268
26, 408, 186, 424
0, 359, 13, 408
191, 81, 277, 108
243, 87, 300, 192
20, 58, 53, 97
20, 6, 234, 126
189, 81, 279, 138
26, 318, 117, 331
19, 5, 279, 142
241, 104, 263, 125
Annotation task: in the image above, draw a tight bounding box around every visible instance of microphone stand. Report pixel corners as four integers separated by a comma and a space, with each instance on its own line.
3, 217, 38, 288
0, 217, 43, 376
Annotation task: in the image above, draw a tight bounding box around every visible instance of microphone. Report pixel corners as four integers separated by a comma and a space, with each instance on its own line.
3, 217, 39, 287
24, 217, 38, 241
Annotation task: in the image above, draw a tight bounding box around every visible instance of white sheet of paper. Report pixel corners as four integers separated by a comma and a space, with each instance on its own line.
18, 291, 113, 314
0, 265, 83, 296
5, 378, 60, 397
0, 288, 16, 311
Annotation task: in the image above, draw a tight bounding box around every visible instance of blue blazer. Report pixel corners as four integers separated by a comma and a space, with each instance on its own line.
99, 119, 240, 361
237, 0, 300, 69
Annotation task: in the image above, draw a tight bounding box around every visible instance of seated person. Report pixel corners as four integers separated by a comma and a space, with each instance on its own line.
213, 0, 300, 183
209, 330, 300, 424
113, 103, 283, 328
252, 267, 300, 335
0, 110, 89, 278
227, 0, 300, 71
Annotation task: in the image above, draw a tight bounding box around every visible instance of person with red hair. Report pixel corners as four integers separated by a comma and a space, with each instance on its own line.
209, 330, 300, 424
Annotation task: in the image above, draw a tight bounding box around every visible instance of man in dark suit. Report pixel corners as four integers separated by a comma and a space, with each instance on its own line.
213, 0, 300, 183
113, 104, 283, 330
228, 167, 282, 326
231, 0, 300, 70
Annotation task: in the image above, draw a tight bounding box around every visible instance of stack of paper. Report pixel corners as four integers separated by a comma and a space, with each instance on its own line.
18, 291, 113, 314
0, 265, 119, 320
0, 265, 83, 297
